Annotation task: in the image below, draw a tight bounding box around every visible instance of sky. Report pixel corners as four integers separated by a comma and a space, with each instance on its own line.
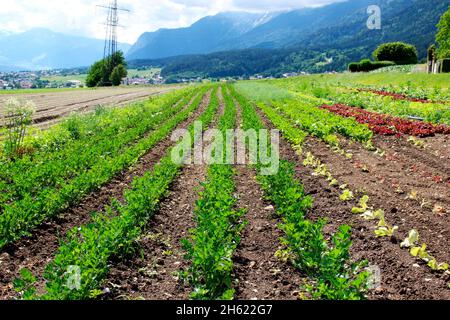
0, 0, 341, 44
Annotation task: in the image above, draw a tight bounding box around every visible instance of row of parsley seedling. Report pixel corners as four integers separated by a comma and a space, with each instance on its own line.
0, 87, 206, 249
181, 86, 247, 300
13, 85, 221, 300
0, 87, 195, 206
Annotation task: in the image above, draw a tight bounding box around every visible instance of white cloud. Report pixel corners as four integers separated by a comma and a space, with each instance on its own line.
0, 0, 342, 43
231, 0, 342, 11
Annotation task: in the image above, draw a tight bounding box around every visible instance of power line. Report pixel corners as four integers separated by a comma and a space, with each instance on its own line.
97, 0, 129, 85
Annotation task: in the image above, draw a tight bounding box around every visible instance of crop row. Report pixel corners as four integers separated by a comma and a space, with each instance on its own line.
0, 87, 197, 209
354, 84, 450, 103
234, 86, 369, 300
332, 90, 450, 126
16, 85, 221, 300
357, 88, 435, 104
182, 86, 246, 300
0, 86, 207, 249
269, 78, 450, 126
257, 102, 307, 147
246, 83, 450, 280
320, 104, 450, 137
264, 98, 373, 146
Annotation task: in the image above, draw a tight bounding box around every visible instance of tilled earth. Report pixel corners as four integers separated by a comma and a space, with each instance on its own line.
255, 106, 450, 300
0, 91, 209, 300
0, 86, 178, 130
0, 88, 449, 300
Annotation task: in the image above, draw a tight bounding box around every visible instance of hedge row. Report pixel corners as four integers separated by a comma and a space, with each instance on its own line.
348, 59, 396, 73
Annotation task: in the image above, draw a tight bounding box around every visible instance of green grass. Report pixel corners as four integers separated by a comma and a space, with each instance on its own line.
369, 64, 421, 74
235, 81, 293, 101
276, 72, 450, 89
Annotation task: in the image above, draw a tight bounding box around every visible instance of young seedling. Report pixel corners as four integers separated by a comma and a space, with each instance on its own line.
303, 152, 317, 167
409, 244, 449, 271
313, 164, 328, 177
352, 195, 370, 214
374, 224, 398, 238
329, 179, 339, 187
410, 244, 432, 261
339, 189, 354, 201
364, 140, 376, 151
427, 259, 449, 271
374, 148, 385, 157
407, 136, 425, 148
406, 190, 418, 201
400, 229, 419, 248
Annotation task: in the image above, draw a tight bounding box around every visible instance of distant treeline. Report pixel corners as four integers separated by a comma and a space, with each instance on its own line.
127, 46, 373, 81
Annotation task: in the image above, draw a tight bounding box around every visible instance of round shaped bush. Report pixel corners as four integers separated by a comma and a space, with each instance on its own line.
373, 42, 418, 65
359, 59, 373, 72
348, 62, 359, 72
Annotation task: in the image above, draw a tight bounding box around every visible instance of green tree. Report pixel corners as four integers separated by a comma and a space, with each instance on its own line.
110, 64, 127, 86
86, 60, 104, 88
373, 42, 418, 65
436, 6, 450, 59
86, 51, 127, 87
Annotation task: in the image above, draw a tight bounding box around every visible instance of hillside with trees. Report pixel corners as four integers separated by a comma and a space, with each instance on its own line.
128, 0, 450, 79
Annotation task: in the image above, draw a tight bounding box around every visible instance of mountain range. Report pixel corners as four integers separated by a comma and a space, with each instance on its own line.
126, 11, 279, 60
0, 29, 131, 71
127, 0, 378, 60
0, 0, 449, 75
127, 0, 450, 77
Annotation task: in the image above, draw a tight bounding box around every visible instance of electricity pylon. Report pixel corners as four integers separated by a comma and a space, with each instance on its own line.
97, 0, 129, 85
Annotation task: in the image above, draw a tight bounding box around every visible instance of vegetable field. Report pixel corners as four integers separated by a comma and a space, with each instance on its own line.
0, 86, 177, 131
0, 74, 449, 301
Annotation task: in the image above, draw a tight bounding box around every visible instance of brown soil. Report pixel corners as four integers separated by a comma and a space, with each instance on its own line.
300, 136, 450, 300
318, 135, 450, 263
373, 135, 450, 185
1, 87, 448, 301
373, 135, 450, 191
0, 91, 211, 300
420, 134, 450, 165
233, 165, 303, 300
255, 105, 450, 300
232, 99, 303, 300
104, 162, 207, 300
0, 87, 178, 131
103, 89, 225, 300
